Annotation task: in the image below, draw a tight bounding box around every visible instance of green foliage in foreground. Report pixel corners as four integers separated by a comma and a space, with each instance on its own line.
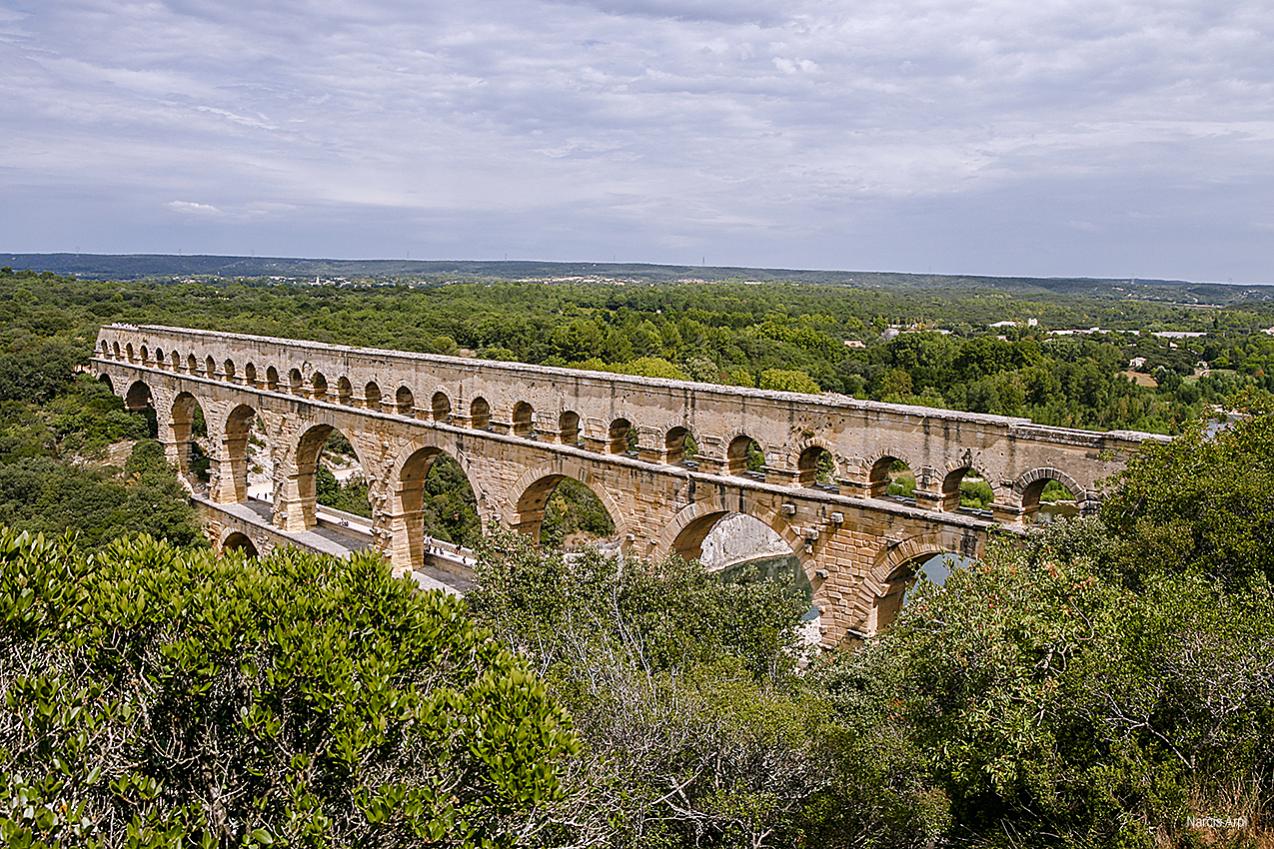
0, 532, 577, 848
468, 534, 829, 847
824, 519, 1274, 848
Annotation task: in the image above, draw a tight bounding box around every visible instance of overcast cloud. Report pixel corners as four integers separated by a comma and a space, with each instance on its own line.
1, 0, 1271, 281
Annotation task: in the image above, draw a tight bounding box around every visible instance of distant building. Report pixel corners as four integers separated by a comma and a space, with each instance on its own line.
1128, 356, 1147, 369
1152, 331, 1206, 339
988, 320, 1017, 329
843, 339, 867, 349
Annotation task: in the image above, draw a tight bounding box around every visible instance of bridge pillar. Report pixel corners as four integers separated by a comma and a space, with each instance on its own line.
275, 463, 317, 532
384, 507, 425, 578
211, 434, 247, 503
636, 426, 670, 464
991, 503, 1025, 527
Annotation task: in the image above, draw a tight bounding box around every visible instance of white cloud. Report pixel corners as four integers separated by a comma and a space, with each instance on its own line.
167, 201, 223, 216
0, 0, 1271, 281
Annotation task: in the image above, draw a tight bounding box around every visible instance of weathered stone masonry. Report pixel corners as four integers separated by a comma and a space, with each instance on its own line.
94, 323, 1167, 647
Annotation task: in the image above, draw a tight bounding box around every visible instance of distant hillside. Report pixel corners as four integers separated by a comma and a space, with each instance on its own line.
4, 252, 1270, 303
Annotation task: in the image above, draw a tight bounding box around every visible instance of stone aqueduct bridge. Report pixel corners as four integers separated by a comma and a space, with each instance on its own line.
94, 324, 1164, 646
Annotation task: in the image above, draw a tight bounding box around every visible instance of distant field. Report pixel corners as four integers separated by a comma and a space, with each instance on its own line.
5, 251, 1271, 304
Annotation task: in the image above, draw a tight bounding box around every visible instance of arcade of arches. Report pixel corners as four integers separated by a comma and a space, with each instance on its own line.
94, 325, 1161, 646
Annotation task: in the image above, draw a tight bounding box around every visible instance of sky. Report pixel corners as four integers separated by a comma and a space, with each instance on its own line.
1, 0, 1272, 282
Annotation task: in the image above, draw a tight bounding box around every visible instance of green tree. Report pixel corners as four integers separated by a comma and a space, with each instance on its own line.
0, 530, 578, 848
759, 368, 821, 394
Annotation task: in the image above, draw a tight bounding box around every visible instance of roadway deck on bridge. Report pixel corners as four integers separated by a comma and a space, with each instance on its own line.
208, 498, 471, 595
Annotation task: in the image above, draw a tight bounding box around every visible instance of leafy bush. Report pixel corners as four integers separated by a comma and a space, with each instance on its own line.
0, 530, 578, 848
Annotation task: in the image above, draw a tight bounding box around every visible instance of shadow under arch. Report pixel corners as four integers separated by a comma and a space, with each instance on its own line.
506, 464, 627, 546
221, 531, 259, 558
386, 435, 487, 573
123, 379, 158, 439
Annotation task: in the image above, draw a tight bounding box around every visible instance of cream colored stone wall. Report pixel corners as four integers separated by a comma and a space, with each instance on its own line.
95, 324, 1167, 647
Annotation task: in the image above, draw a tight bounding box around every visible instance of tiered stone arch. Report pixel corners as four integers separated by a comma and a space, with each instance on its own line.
382, 433, 488, 574
657, 493, 808, 574
1011, 466, 1088, 519
505, 462, 630, 543
855, 529, 983, 635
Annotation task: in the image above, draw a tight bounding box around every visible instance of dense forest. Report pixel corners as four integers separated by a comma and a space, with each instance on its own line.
2, 266, 1273, 847
5, 265, 1274, 435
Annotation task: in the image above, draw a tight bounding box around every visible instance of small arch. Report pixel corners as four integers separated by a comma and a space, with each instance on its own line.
470, 397, 490, 429
139, 345, 150, 365
312, 372, 329, 399
187, 353, 199, 373
222, 532, 258, 558
558, 410, 581, 445
288, 368, 304, 395
869, 455, 914, 501
205, 356, 217, 379
265, 366, 280, 391
154, 348, 165, 368
512, 401, 534, 438
363, 381, 382, 409
222, 359, 236, 381
431, 391, 451, 421
112, 340, 121, 359
243, 362, 258, 386
98, 373, 114, 392
608, 417, 636, 454
1015, 468, 1085, 525
334, 376, 352, 404
727, 434, 766, 477
941, 466, 996, 513
665, 426, 698, 466
797, 445, 837, 489
170, 350, 181, 370
126, 343, 136, 362
100, 340, 111, 358
395, 385, 416, 416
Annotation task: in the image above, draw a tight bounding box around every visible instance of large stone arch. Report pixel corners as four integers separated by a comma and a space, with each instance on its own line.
169, 390, 213, 488
277, 421, 372, 532
384, 434, 488, 575
855, 528, 984, 636
505, 462, 630, 544
217, 402, 266, 504
657, 493, 808, 574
